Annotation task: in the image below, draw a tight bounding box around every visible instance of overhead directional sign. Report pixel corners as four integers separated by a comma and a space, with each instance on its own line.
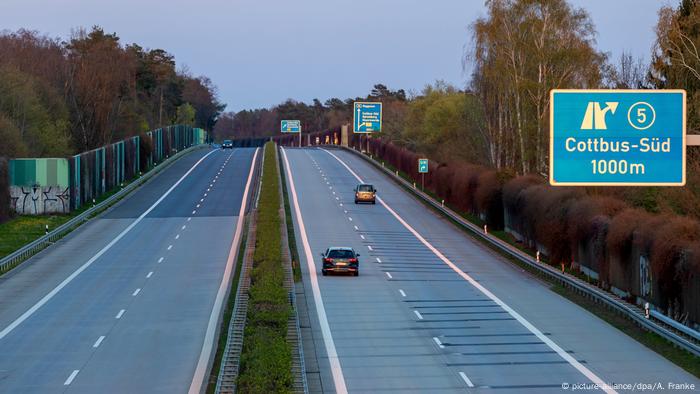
418, 158, 429, 174
550, 89, 686, 186
281, 120, 301, 133
353, 102, 382, 133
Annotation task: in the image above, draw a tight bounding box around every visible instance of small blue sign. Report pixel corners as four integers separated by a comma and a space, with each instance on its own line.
418, 159, 429, 174
353, 102, 382, 133
550, 90, 686, 186
281, 120, 301, 133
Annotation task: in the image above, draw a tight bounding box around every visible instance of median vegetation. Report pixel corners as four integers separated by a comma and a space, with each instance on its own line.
237, 142, 293, 393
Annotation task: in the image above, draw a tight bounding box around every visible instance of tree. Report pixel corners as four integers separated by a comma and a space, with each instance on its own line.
651, 1, 700, 129
175, 103, 196, 126
471, 0, 605, 173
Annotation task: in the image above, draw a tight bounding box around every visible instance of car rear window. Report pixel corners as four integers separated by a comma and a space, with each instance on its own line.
358, 185, 373, 192
328, 250, 354, 258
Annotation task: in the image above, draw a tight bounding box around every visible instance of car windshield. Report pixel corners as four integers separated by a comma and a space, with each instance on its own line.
223, 140, 232, 144
358, 185, 373, 192
328, 250, 354, 258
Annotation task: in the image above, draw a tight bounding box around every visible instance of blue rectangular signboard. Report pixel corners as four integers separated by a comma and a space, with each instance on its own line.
281, 120, 301, 133
418, 158, 428, 174
353, 102, 382, 133
550, 90, 686, 186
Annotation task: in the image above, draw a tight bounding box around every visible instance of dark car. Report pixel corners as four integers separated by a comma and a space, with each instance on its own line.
222, 139, 233, 149
321, 247, 360, 276
354, 184, 376, 204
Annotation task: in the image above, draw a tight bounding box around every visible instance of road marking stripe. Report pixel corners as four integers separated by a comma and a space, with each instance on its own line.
280, 147, 348, 394
64, 370, 79, 385
158, 257, 164, 263
322, 148, 617, 394
115, 309, 125, 319
200, 198, 204, 202
433, 337, 445, 348
167, 245, 173, 250
376, 257, 382, 263
93, 335, 105, 348
386, 272, 392, 279
399, 289, 406, 297
360, 235, 365, 240
354, 225, 359, 231
414, 310, 423, 320
192, 210, 196, 214
132, 288, 141, 296
196, 204, 200, 208
459, 372, 475, 388
348, 217, 352, 221
175, 234, 180, 240
146, 271, 153, 279
0, 149, 217, 341
189, 148, 259, 394
182, 225, 186, 230
187, 217, 192, 221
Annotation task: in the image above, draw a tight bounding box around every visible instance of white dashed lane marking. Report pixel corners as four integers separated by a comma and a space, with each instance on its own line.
93, 336, 105, 348
115, 309, 125, 319
64, 370, 79, 386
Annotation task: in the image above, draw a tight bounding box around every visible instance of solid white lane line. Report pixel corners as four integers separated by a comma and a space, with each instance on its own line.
399, 289, 406, 297
376, 257, 382, 263
321, 148, 616, 394
132, 288, 141, 296
459, 372, 475, 388
280, 147, 348, 394
93, 335, 106, 348
433, 337, 445, 349
167, 245, 173, 250
115, 309, 125, 319
146, 271, 153, 279
414, 310, 423, 320
158, 257, 164, 263
360, 235, 365, 240
189, 148, 259, 394
64, 370, 79, 385
0, 149, 217, 341
385, 272, 392, 279
175, 234, 180, 240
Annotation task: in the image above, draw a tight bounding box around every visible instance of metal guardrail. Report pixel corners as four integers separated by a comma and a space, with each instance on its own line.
0, 144, 207, 275
277, 145, 309, 393
215, 213, 257, 394
650, 310, 700, 343
341, 146, 700, 358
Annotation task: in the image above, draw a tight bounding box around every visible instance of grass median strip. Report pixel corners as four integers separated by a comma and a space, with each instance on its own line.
237, 142, 293, 393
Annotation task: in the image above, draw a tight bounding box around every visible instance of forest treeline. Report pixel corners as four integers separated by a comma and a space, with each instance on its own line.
0, 26, 224, 158
217, 0, 700, 219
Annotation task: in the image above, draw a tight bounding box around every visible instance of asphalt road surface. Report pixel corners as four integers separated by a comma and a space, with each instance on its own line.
0, 147, 258, 393
281, 146, 699, 394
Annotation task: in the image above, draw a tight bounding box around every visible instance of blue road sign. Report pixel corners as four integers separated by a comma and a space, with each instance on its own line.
353, 102, 382, 133
550, 90, 686, 186
418, 158, 429, 174
281, 120, 301, 133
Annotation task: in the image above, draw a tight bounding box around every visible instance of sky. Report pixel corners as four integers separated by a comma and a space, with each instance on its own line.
1, 0, 673, 112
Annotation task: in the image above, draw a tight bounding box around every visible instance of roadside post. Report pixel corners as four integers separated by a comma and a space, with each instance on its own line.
418, 158, 428, 191
353, 102, 382, 153
281, 120, 302, 147
550, 90, 686, 186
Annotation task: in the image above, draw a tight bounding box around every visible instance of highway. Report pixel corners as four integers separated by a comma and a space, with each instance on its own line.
281, 146, 700, 393
0, 147, 258, 393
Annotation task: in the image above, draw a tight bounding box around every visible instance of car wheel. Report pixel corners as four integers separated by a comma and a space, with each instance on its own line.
354, 199, 358, 204
371, 200, 376, 205
354, 271, 359, 277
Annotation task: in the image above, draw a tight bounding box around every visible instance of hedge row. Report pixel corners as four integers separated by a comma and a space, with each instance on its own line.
356, 137, 700, 328
237, 142, 293, 393
0, 158, 8, 222
272, 132, 700, 329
